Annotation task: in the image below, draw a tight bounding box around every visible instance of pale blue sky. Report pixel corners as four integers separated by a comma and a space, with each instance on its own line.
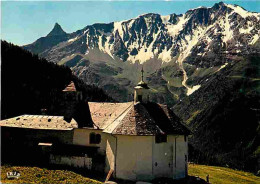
1, 1, 260, 46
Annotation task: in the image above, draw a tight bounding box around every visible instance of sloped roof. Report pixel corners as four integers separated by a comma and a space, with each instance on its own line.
88, 102, 132, 129
107, 103, 163, 135
143, 103, 191, 135
89, 102, 190, 135
0, 115, 78, 130
63, 81, 76, 92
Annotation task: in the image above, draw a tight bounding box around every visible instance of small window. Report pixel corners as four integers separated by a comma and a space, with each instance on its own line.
155, 134, 167, 143
90, 133, 96, 144
89, 133, 101, 144
95, 134, 101, 144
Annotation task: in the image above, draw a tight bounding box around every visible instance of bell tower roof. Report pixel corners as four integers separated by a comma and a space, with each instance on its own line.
134, 67, 150, 103
135, 66, 149, 89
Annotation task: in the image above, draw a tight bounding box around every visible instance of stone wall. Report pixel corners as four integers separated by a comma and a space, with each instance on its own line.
50, 154, 92, 169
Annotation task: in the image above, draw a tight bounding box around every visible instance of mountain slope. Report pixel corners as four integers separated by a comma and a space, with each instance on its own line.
23, 23, 69, 54
23, 2, 260, 104
173, 53, 260, 172
1, 41, 113, 124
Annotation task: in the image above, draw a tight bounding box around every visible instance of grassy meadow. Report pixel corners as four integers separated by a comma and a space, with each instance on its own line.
188, 164, 260, 184
1, 165, 102, 184
1, 164, 260, 184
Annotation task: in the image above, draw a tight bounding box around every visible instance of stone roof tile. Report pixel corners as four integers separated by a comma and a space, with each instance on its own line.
111, 102, 163, 135
0, 115, 78, 130
98, 102, 191, 136
88, 102, 133, 129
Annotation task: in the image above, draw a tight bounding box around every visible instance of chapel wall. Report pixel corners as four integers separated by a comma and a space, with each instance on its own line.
73, 128, 106, 154
174, 135, 188, 179
105, 134, 117, 174
115, 135, 153, 181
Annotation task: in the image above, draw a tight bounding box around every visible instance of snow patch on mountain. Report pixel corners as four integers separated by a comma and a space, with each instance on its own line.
216, 63, 228, 72
128, 28, 161, 63
177, 25, 214, 95
98, 36, 103, 51
250, 34, 259, 45
222, 13, 233, 43
83, 30, 88, 35
189, 6, 209, 11
187, 85, 201, 96
130, 47, 155, 64
114, 21, 124, 38
161, 15, 170, 24
166, 15, 189, 37
104, 39, 114, 59
158, 47, 173, 63
239, 26, 254, 34
68, 36, 79, 43
178, 24, 213, 63
225, 3, 260, 20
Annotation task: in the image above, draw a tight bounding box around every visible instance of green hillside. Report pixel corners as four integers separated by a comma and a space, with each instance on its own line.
1, 40, 113, 121
174, 54, 260, 172
1, 165, 102, 184
189, 164, 260, 184
1, 164, 259, 184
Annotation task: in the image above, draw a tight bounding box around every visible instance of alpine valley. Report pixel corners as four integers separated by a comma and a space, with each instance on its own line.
24, 2, 259, 104
23, 2, 260, 171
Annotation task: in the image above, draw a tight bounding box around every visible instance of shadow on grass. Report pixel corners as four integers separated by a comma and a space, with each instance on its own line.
2, 160, 208, 184
107, 176, 208, 184
1, 159, 106, 182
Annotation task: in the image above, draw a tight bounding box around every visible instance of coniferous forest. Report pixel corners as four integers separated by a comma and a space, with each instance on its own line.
1, 40, 114, 120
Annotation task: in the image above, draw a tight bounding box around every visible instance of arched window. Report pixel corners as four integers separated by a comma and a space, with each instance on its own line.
89, 133, 101, 144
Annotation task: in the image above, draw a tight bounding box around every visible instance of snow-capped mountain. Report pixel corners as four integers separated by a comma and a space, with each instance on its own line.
24, 2, 260, 104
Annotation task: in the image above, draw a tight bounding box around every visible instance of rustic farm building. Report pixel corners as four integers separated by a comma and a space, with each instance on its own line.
1, 76, 190, 181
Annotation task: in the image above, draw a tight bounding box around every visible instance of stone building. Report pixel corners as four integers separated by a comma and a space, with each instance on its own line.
0, 74, 190, 182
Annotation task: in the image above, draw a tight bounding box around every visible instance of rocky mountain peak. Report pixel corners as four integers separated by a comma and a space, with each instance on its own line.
47, 23, 67, 37
24, 2, 260, 102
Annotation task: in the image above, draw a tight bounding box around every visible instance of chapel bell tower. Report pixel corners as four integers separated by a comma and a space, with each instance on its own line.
134, 67, 150, 103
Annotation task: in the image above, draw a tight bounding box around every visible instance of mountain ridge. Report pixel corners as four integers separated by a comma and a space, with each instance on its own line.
23, 2, 260, 104
47, 22, 67, 37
